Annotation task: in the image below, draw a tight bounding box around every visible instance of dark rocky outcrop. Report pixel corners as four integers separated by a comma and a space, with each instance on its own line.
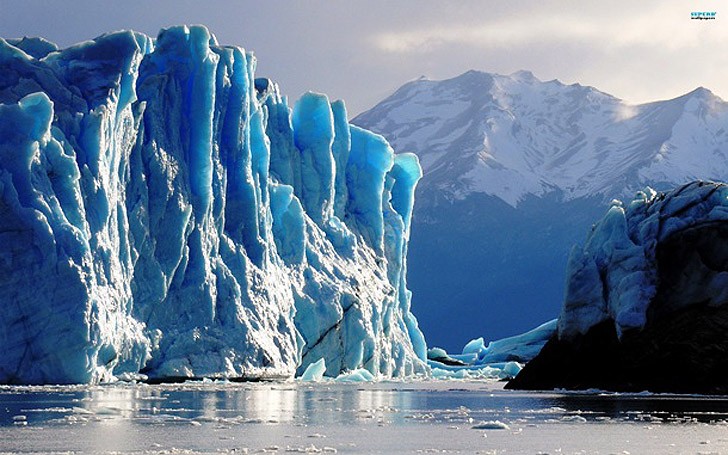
508, 182, 728, 394
506, 305, 728, 394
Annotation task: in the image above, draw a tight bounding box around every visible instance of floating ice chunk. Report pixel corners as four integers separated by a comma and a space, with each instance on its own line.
462, 337, 485, 355
431, 368, 451, 379
472, 420, 510, 430
428, 321, 550, 379
480, 319, 557, 363
427, 347, 468, 366
334, 369, 375, 383
299, 358, 327, 382
115, 372, 149, 383
502, 361, 522, 378
450, 353, 479, 363
428, 347, 448, 358
561, 415, 588, 423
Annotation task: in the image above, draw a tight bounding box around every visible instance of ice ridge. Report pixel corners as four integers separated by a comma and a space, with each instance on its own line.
0, 25, 427, 384
558, 181, 728, 339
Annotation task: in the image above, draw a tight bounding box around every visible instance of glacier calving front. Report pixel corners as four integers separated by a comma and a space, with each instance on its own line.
0, 26, 427, 384
558, 181, 728, 340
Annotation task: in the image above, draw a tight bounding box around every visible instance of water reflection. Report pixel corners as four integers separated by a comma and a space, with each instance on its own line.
2, 382, 728, 429
552, 392, 728, 423
248, 386, 296, 422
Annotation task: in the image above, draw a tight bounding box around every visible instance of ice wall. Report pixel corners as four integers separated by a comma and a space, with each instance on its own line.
0, 25, 427, 384
558, 181, 728, 340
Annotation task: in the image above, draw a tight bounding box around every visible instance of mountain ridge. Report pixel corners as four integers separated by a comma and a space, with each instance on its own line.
353, 70, 728, 350
354, 70, 728, 207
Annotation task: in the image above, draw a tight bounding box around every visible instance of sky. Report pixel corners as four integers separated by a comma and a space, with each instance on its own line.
1, 0, 727, 117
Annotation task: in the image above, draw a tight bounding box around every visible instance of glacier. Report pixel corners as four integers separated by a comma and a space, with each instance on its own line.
508, 181, 728, 393
0, 25, 427, 384
558, 181, 728, 340
424, 319, 555, 380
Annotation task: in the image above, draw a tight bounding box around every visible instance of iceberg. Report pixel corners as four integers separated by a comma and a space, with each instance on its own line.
509, 181, 728, 393
430, 362, 521, 380
334, 368, 375, 382
461, 337, 485, 356
557, 182, 728, 340
299, 358, 327, 382
425, 320, 555, 379
477, 319, 557, 363
0, 25, 427, 384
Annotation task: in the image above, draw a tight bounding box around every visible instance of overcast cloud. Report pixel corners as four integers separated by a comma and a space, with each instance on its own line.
0, 0, 725, 116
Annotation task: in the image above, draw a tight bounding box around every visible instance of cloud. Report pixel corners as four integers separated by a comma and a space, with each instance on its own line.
3, 0, 727, 114
373, 18, 596, 53
360, 1, 728, 110
371, 4, 728, 55
614, 104, 639, 122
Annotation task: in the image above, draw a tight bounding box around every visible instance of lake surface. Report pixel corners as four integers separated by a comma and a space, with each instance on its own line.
2, 380, 728, 454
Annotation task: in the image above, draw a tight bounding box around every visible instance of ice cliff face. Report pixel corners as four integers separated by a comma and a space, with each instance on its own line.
0, 26, 427, 384
508, 181, 728, 393
558, 181, 728, 339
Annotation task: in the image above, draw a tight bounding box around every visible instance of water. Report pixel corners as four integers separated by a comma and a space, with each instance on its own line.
1, 380, 727, 454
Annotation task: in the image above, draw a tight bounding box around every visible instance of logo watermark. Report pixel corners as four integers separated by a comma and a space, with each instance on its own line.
691, 11, 717, 20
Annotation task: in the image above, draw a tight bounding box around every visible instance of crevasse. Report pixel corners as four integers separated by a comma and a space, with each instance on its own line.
0, 25, 427, 384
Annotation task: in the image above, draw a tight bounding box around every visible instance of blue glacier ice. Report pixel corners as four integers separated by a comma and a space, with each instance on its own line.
299, 358, 327, 382
474, 319, 557, 364
334, 368, 375, 382
425, 319, 556, 379
558, 181, 728, 340
0, 25, 427, 384
462, 338, 486, 356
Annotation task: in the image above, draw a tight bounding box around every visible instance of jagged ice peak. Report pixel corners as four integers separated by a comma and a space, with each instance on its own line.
0, 25, 428, 384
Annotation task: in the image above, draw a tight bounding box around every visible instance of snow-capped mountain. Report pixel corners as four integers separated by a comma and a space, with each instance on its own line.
353, 70, 728, 350
356, 70, 728, 206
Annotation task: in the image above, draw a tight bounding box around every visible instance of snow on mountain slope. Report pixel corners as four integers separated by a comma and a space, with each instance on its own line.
354, 70, 728, 206
0, 26, 427, 384
353, 71, 728, 350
